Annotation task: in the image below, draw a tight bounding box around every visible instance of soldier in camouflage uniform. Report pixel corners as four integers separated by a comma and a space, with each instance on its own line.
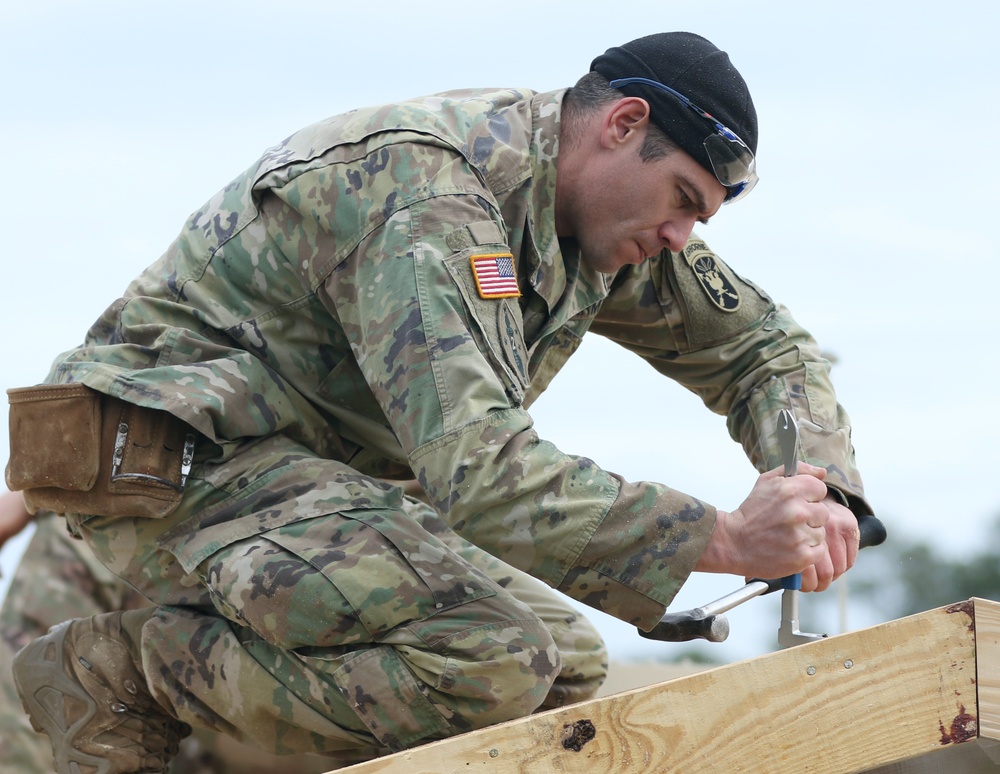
0, 491, 331, 773
8, 32, 875, 772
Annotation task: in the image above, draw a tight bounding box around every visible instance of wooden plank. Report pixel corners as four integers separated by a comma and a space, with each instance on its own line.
975, 597, 1000, 743
863, 598, 1000, 773
336, 601, 989, 773
860, 741, 1000, 773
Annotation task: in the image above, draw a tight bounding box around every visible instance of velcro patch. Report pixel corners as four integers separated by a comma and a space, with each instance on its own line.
684, 242, 741, 312
470, 253, 521, 299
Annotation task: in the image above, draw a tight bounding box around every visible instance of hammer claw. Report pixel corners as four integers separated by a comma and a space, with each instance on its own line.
776, 409, 827, 648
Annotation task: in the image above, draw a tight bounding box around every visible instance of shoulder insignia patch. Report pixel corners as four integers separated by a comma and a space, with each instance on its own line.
470, 252, 521, 299
684, 243, 741, 312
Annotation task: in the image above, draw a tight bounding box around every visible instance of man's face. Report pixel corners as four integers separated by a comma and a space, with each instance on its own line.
561, 114, 728, 274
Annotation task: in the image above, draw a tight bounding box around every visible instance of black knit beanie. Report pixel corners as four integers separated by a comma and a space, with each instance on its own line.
591, 32, 757, 182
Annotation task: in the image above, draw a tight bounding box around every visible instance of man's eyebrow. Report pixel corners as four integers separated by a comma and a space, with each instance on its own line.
678, 173, 712, 225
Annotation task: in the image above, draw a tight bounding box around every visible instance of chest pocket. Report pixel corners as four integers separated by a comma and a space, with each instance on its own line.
523, 308, 598, 408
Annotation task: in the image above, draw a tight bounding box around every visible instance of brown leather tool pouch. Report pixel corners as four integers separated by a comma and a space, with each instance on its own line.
6, 383, 195, 519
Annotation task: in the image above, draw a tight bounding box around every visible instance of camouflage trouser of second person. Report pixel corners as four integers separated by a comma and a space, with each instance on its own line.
67, 434, 609, 765
0, 511, 334, 774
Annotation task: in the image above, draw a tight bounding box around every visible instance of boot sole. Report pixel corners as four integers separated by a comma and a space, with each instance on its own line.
12, 619, 113, 774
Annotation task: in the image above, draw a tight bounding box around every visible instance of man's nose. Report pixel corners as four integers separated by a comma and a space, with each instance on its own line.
657, 216, 698, 253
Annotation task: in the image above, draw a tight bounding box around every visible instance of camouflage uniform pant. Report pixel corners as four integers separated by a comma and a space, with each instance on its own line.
68, 435, 608, 763
0, 512, 333, 773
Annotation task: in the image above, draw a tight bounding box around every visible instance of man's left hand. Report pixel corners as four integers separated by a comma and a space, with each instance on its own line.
0, 489, 33, 550
798, 495, 860, 592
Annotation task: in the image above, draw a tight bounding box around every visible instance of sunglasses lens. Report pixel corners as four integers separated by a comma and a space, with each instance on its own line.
704, 132, 755, 187
723, 171, 758, 203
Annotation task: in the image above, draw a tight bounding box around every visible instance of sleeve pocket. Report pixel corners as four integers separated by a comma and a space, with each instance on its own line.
444, 248, 530, 404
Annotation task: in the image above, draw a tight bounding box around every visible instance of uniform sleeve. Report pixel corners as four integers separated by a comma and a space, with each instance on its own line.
313, 155, 715, 630
591, 236, 873, 517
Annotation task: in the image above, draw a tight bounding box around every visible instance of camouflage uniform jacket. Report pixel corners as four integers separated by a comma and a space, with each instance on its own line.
45, 88, 870, 629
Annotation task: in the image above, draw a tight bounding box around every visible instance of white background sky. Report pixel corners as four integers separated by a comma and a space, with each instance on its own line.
1, 0, 998, 665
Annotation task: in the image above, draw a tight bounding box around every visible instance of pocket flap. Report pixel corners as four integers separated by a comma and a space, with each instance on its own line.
6, 384, 102, 492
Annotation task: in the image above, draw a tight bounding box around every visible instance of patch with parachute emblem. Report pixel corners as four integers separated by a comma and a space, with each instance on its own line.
683, 241, 741, 312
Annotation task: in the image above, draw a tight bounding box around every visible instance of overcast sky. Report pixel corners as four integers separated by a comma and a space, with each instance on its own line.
1, 0, 997, 664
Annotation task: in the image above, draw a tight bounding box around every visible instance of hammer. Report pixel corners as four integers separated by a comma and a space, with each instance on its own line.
639, 409, 886, 647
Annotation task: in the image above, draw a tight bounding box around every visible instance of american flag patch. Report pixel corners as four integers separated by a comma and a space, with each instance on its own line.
470, 253, 521, 299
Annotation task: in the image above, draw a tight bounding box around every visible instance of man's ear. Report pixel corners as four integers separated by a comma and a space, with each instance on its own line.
601, 97, 652, 148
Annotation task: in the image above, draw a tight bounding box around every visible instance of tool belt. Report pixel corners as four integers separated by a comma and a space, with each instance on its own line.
5, 383, 195, 519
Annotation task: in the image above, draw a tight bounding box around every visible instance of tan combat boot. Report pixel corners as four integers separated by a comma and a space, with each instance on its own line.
12, 610, 191, 773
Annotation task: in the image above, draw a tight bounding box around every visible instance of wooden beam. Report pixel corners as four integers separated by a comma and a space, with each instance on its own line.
975, 597, 1000, 743
335, 598, 1000, 773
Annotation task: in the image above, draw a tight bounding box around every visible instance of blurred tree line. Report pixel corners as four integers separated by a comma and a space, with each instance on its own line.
837, 511, 1000, 620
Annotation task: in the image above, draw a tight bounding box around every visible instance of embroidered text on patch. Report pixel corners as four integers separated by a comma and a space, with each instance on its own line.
470, 253, 521, 299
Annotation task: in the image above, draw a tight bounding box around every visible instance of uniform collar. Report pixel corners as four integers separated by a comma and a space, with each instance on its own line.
521, 90, 611, 331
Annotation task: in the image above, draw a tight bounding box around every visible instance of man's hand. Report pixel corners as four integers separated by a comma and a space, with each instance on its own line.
0, 489, 33, 550
695, 463, 860, 591
799, 494, 860, 592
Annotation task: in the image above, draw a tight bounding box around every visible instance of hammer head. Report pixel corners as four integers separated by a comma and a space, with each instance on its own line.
639, 612, 731, 643
778, 589, 827, 648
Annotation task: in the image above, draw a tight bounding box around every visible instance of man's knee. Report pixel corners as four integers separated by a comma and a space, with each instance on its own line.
540, 610, 609, 708
265, 593, 562, 753
395, 593, 561, 733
